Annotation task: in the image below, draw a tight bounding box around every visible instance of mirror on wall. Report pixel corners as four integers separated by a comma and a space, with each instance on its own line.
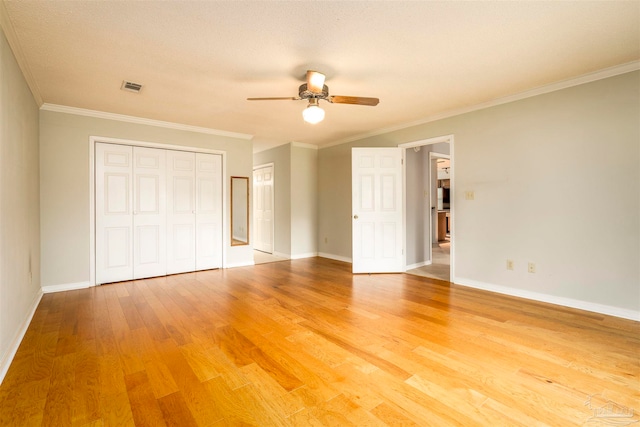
231, 176, 249, 246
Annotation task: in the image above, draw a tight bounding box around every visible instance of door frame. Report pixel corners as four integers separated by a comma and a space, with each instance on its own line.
89, 136, 227, 286
252, 162, 275, 254
398, 134, 455, 282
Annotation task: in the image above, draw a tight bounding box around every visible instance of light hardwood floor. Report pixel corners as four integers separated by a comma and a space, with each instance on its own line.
1, 257, 638, 426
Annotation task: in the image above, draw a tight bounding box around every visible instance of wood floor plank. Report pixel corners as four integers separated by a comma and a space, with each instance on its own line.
178, 342, 222, 383
410, 344, 582, 425
124, 370, 168, 427
240, 362, 306, 418
370, 401, 420, 427
331, 362, 385, 411
189, 344, 251, 391
308, 393, 384, 427
71, 339, 100, 426
41, 352, 75, 427
156, 392, 198, 427
0, 257, 637, 426
153, 338, 226, 426
141, 356, 180, 399
202, 376, 287, 426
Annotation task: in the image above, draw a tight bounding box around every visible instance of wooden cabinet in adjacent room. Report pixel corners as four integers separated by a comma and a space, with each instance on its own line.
438, 211, 447, 241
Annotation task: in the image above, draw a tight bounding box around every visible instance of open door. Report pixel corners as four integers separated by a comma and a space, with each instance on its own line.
352, 147, 404, 273
253, 164, 274, 253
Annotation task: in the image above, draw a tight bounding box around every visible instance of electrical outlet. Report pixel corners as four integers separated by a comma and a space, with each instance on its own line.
528, 262, 536, 273
506, 260, 514, 270
324, 237, 328, 244
465, 191, 475, 200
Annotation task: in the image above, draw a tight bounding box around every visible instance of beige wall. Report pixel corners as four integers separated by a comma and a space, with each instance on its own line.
0, 30, 40, 379
291, 144, 318, 257
318, 71, 640, 317
39, 110, 254, 288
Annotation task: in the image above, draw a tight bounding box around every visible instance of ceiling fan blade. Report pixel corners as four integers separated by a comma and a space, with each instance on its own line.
306, 70, 326, 94
329, 95, 379, 106
247, 97, 299, 101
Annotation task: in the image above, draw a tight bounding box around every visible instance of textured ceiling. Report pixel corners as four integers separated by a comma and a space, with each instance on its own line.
2, 1, 639, 152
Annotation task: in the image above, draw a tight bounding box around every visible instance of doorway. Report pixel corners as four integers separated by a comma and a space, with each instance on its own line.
253, 163, 279, 264
399, 135, 454, 282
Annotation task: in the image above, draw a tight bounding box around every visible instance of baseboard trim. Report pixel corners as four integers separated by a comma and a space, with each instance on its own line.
406, 261, 431, 270
273, 251, 290, 259
291, 252, 318, 260
455, 277, 640, 321
41, 281, 92, 294
318, 252, 352, 264
0, 289, 43, 385
225, 261, 255, 268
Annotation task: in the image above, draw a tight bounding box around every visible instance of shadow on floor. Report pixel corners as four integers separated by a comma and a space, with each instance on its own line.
254, 250, 289, 265
406, 241, 450, 282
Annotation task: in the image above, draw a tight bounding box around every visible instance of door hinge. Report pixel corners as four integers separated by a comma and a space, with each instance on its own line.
401, 158, 404, 165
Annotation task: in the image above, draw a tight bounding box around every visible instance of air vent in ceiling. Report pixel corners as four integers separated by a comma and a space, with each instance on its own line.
121, 80, 143, 93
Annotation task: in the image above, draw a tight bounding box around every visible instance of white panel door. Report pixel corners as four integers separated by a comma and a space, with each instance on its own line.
133, 147, 166, 279
352, 147, 404, 273
253, 165, 274, 253
166, 150, 196, 274
195, 153, 222, 270
96, 143, 133, 284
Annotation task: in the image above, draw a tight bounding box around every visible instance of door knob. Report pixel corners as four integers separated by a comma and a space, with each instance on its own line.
353, 215, 358, 219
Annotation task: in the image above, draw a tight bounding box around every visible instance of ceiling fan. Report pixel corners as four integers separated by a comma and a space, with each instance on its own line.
247, 70, 379, 124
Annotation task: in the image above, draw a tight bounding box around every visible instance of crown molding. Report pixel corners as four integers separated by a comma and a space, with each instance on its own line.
41, 104, 254, 140
321, 60, 640, 149
291, 141, 318, 150
0, 1, 43, 105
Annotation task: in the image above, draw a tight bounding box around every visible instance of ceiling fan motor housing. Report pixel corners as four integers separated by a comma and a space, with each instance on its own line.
298, 83, 329, 100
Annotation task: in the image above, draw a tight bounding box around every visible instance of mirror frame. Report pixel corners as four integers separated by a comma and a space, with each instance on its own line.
230, 176, 250, 246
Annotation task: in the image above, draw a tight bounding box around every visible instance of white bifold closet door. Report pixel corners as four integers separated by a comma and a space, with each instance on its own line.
96, 143, 221, 284
166, 150, 197, 274
96, 143, 134, 284
195, 153, 223, 270
166, 151, 222, 274
133, 147, 167, 279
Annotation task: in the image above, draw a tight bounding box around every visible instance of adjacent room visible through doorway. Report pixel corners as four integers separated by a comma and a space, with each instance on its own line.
400, 136, 453, 283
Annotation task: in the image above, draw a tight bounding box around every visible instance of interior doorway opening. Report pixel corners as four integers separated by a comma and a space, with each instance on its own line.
253, 163, 284, 265
399, 135, 454, 282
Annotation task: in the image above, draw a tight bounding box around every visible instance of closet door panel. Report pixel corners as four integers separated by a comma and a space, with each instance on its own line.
96, 143, 133, 284
196, 153, 222, 270
166, 151, 196, 274
133, 147, 166, 279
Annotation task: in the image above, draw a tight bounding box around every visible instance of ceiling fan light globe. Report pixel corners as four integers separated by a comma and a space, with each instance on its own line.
303, 105, 325, 124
